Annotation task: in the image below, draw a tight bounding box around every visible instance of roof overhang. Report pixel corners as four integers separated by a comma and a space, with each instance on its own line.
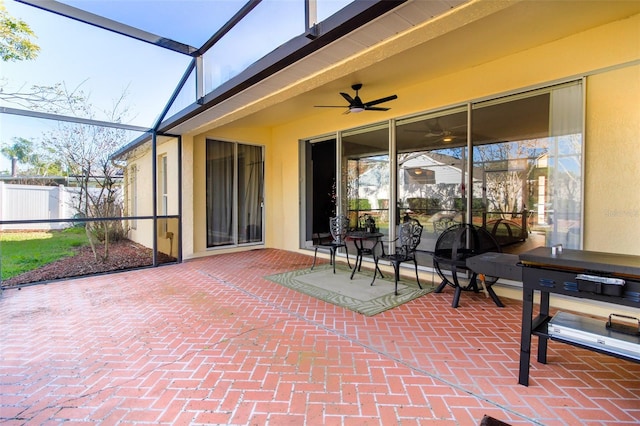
112, 0, 640, 159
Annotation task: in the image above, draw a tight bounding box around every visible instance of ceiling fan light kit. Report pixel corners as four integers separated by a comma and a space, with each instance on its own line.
315, 83, 397, 114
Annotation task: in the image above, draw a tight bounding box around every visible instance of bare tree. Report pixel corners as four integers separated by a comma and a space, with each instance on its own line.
2, 6, 132, 261
1, 6, 84, 114
474, 140, 544, 217
39, 90, 132, 261
1, 82, 86, 114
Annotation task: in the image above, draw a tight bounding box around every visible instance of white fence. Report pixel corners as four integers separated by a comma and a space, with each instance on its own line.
0, 182, 78, 230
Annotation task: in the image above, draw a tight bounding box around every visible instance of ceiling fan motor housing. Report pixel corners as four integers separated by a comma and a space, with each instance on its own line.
315, 83, 397, 113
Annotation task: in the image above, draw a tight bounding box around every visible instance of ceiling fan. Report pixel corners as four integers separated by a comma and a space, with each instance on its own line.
314, 84, 397, 114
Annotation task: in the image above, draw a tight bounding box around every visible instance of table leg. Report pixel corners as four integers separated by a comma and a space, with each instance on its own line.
350, 252, 360, 279
374, 262, 384, 278
518, 287, 534, 386
537, 291, 550, 364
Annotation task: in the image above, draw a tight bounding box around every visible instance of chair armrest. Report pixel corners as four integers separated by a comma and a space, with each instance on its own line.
313, 232, 332, 245
377, 236, 400, 256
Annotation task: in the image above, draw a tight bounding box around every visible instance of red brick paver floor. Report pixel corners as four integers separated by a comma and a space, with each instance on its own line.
1, 249, 639, 425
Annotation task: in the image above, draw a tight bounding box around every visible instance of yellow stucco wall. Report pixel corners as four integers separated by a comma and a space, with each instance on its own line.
584, 65, 640, 254
125, 137, 180, 258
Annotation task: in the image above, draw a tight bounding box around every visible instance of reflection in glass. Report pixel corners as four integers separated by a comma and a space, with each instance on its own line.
396, 109, 468, 254
471, 83, 583, 251
342, 124, 389, 236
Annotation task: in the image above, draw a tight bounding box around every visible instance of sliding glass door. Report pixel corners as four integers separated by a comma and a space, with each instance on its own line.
302, 81, 584, 258
206, 139, 264, 247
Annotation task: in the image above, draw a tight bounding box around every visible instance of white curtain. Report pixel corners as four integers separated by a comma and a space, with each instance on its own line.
548, 82, 583, 247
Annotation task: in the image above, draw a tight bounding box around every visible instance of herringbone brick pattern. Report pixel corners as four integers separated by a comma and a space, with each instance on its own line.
1, 249, 639, 425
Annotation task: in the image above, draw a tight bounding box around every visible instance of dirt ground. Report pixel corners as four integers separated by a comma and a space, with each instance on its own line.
2, 240, 176, 287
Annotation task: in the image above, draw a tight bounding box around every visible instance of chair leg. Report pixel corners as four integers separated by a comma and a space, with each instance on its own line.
311, 248, 319, 270
413, 259, 422, 289
393, 262, 400, 296
450, 265, 462, 308
374, 262, 384, 279
435, 280, 447, 293
330, 248, 336, 274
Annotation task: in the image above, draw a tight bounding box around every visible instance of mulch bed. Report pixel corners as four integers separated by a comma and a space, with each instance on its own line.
2, 240, 176, 287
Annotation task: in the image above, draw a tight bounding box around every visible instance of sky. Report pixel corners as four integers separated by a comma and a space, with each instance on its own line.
0, 0, 198, 172
4, 3, 208, 112
0, 0, 350, 173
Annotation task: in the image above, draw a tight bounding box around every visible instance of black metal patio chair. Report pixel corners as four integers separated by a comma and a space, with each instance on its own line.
311, 215, 351, 273
370, 218, 423, 295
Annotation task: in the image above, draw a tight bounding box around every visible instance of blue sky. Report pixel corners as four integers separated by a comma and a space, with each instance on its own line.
1, 0, 194, 172
2, 0, 193, 122
0, 0, 350, 173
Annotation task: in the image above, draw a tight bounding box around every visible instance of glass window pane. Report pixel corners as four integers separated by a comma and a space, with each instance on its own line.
165, 67, 197, 120
342, 124, 389, 236
206, 140, 264, 247
2, 1, 191, 129
396, 108, 468, 255
317, 0, 353, 21
58, 0, 246, 48
471, 82, 583, 252
203, 0, 304, 93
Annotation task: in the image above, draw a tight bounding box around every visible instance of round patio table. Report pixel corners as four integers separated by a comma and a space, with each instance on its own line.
347, 231, 384, 280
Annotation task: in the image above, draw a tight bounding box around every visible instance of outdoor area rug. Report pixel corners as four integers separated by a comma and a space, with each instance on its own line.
265, 264, 434, 316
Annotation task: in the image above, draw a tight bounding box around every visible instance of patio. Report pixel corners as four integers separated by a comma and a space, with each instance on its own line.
1, 249, 639, 425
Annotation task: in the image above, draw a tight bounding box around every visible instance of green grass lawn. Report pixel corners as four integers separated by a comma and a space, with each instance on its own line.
0, 228, 89, 280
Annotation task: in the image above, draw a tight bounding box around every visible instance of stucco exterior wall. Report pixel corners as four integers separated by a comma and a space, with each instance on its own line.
125, 137, 180, 258
126, 152, 152, 247
584, 65, 640, 254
